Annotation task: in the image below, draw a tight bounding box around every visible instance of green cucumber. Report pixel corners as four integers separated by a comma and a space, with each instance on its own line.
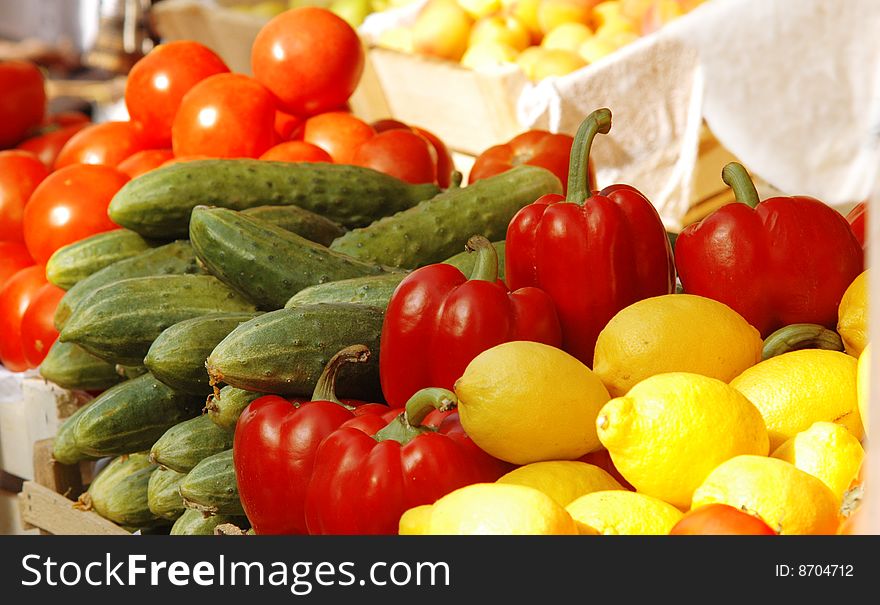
190, 207, 394, 310
46, 229, 157, 290
284, 273, 406, 309
39, 341, 125, 391
330, 165, 560, 269
53, 402, 101, 465
150, 415, 234, 473
443, 240, 506, 283
207, 304, 384, 398
147, 468, 187, 521
170, 509, 249, 535
78, 453, 163, 529
144, 312, 261, 394
179, 449, 244, 516
71, 373, 204, 460
55, 240, 204, 330
241, 204, 345, 246
108, 159, 440, 238
60, 275, 258, 365
205, 386, 266, 431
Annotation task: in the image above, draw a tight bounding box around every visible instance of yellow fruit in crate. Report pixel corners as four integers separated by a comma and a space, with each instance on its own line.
592, 0, 637, 30
330, 0, 372, 27
771, 422, 864, 505
596, 372, 769, 508
412, 0, 475, 61
566, 490, 683, 535
503, 0, 543, 42
461, 41, 520, 69
424, 483, 579, 535
377, 26, 415, 53
642, 0, 685, 35
537, 0, 596, 36
454, 341, 610, 465
530, 48, 587, 79
838, 270, 868, 357
619, 0, 652, 20
541, 22, 593, 51
497, 461, 623, 507
692, 455, 840, 535
515, 46, 545, 79
592, 294, 763, 398
469, 15, 532, 51
398, 505, 433, 535
457, 0, 501, 19
578, 33, 618, 62
858, 345, 870, 435
730, 349, 862, 450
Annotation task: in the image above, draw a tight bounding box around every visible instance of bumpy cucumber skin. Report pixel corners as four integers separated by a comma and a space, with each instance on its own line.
170, 508, 249, 535
53, 402, 101, 465
443, 240, 506, 283
150, 415, 234, 474
147, 468, 187, 521
46, 229, 156, 290
190, 207, 393, 310
71, 373, 204, 460
241, 204, 345, 246
40, 341, 125, 392
208, 304, 384, 398
55, 240, 204, 330
206, 386, 266, 432
60, 275, 258, 366
85, 453, 164, 528
179, 449, 244, 516
330, 166, 561, 269
144, 312, 261, 394
284, 273, 406, 309
108, 159, 440, 238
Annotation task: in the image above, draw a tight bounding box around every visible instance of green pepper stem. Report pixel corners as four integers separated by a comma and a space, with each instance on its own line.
721, 162, 761, 208
761, 324, 844, 360
567, 108, 612, 203
374, 388, 457, 445
466, 235, 498, 282
310, 344, 371, 409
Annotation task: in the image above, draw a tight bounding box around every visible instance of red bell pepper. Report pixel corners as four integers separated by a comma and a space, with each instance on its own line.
505, 108, 676, 366
233, 345, 392, 535
304, 388, 511, 535
675, 163, 864, 337
379, 235, 561, 408
846, 201, 866, 249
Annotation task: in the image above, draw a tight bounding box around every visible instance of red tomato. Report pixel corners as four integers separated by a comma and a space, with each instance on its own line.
54, 121, 150, 170
275, 111, 304, 141
43, 111, 90, 129
161, 155, 213, 168
669, 504, 778, 535
303, 112, 375, 165
117, 149, 175, 178
0, 242, 34, 286
0, 61, 46, 149
353, 129, 437, 184
846, 201, 866, 249
125, 41, 229, 148
251, 8, 364, 116
20, 282, 64, 367
0, 151, 49, 242
17, 122, 90, 169
470, 130, 578, 194
0, 265, 46, 371
260, 141, 333, 163
372, 119, 410, 132
23, 164, 128, 263
369, 120, 455, 187
172, 73, 277, 159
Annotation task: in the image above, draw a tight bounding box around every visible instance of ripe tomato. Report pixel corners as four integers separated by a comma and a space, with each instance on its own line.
117, 149, 175, 178
260, 141, 333, 163
669, 504, 777, 535
275, 111, 304, 141
353, 130, 437, 184
372, 119, 410, 132
54, 121, 151, 170
470, 130, 579, 194
303, 112, 375, 165
0, 242, 34, 286
0, 265, 46, 371
23, 164, 128, 263
0, 61, 46, 149
161, 155, 213, 168
369, 120, 455, 188
20, 282, 64, 367
17, 122, 90, 168
125, 41, 229, 148
847, 201, 866, 249
251, 7, 364, 116
172, 73, 277, 159
43, 111, 90, 129
0, 151, 49, 242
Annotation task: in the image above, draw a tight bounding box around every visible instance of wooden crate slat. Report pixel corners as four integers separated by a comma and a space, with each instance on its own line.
18, 481, 129, 536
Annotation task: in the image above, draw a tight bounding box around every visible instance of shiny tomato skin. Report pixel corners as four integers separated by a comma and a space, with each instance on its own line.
117, 149, 175, 178
251, 8, 364, 116
20, 282, 64, 367
0, 61, 46, 149
470, 130, 577, 194
302, 112, 375, 165
669, 504, 777, 535
17, 122, 90, 169
23, 164, 128, 264
413, 127, 454, 188
0, 265, 46, 371
0, 242, 34, 286
260, 141, 332, 163
54, 121, 150, 170
0, 151, 49, 242
352, 129, 437, 184
372, 119, 410, 132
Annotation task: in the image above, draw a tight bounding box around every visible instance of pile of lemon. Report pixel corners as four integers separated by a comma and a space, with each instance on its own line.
401, 270, 869, 535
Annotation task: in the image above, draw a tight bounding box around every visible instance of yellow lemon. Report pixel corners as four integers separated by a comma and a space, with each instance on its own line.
596, 372, 769, 508
771, 422, 864, 505
858, 344, 870, 436
566, 490, 683, 535
425, 483, 578, 535
541, 22, 593, 52
593, 294, 762, 398
398, 505, 433, 535
497, 461, 623, 507
837, 270, 867, 357
730, 349, 862, 450
692, 455, 840, 535
455, 341, 610, 465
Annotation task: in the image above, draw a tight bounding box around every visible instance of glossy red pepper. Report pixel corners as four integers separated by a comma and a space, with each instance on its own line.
233, 345, 391, 535
304, 388, 511, 535
675, 163, 864, 337
505, 108, 675, 366
379, 235, 561, 408
846, 201, 866, 249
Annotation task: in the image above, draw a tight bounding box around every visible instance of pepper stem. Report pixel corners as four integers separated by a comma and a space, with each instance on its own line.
310, 344, 371, 410
466, 235, 498, 282
721, 162, 761, 208
761, 324, 844, 360
567, 108, 612, 203
374, 388, 458, 445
